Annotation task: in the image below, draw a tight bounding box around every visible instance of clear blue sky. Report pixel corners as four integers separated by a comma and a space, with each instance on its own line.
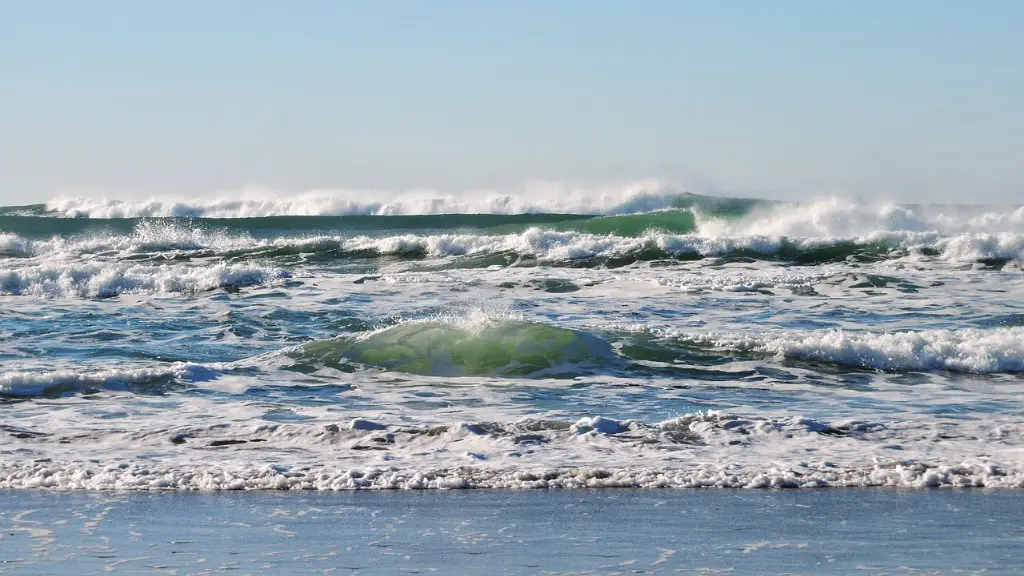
1, 0, 1021, 204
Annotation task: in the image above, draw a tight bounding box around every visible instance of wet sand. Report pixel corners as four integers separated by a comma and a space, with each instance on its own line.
1, 489, 1022, 575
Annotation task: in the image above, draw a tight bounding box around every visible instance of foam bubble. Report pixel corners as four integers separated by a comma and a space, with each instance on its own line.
290, 318, 619, 377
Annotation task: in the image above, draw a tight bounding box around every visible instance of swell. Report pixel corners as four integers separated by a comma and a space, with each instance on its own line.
4, 322, 1023, 401
288, 319, 623, 378
27, 181, 689, 218
288, 318, 1024, 377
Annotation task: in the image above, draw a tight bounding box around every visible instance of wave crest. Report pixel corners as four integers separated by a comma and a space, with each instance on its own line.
663, 327, 1024, 373
43, 180, 680, 218
0, 262, 285, 298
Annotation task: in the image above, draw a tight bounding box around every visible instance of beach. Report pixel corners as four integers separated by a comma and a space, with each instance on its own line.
2, 488, 1022, 575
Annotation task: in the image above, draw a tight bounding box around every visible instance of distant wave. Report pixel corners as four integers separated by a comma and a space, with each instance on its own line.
693, 196, 1024, 237
2, 191, 1019, 240
33, 180, 683, 218
3, 194, 1024, 275
0, 189, 1016, 237
2, 223, 1023, 267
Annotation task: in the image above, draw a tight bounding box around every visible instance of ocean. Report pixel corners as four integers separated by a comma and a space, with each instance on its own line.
1, 187, 1023, 491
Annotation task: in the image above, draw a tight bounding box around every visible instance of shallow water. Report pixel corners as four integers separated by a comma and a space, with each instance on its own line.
1, 489, 1022, 575
2, 191, 1024, 489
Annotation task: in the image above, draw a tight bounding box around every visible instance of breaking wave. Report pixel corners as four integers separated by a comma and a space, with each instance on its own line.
659, 327, 1024, 373
0, 363, 217, 397
0, 261, 285, 298
2, 410, 1021, 489
3, 193, 1023, 267
35, 180, 682, 218
2, 222, 1023, 268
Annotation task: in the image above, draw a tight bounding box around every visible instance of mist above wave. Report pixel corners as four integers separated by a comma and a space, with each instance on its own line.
694, 196, 1024, 237
43, 180, 680, 218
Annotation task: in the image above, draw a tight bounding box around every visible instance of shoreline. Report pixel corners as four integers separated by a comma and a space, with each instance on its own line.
2, 488, 1022, 575
3, 461, 1021, 491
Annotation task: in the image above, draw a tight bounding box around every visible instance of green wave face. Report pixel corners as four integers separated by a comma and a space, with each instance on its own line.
290, 321, 618, 377
0, 194, 766, 238
554, 210, 698, 236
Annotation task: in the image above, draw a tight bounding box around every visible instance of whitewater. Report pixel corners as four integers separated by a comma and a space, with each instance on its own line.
2, 187, 1024, 490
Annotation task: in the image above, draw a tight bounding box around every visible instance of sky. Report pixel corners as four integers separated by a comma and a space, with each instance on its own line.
1, 0, 1022, 205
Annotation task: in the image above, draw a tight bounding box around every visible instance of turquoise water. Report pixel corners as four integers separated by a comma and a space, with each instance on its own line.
2, 192, 1024, 489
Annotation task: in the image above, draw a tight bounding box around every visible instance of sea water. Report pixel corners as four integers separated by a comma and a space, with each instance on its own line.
1, 186, 1024, 490
2, 489, 1022, 574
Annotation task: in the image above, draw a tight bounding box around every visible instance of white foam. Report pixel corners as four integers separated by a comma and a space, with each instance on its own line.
339, 229, 772, 260
0, 261, 284, 298
44, 180, 679, 218
0, 232, 32, 257
663, 327, 1024, 373
4, 218, 1024, 265
3, 461, 1019, 490
0, 364, 214, 396
1, 409, 1021, 490
339, 228, 1024, 263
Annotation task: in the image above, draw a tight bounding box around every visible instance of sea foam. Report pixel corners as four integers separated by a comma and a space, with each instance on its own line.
0, 262, 284, 298
1, 409, 1021, 490
0, 363, 216, 396
664, 327, 1024, 373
